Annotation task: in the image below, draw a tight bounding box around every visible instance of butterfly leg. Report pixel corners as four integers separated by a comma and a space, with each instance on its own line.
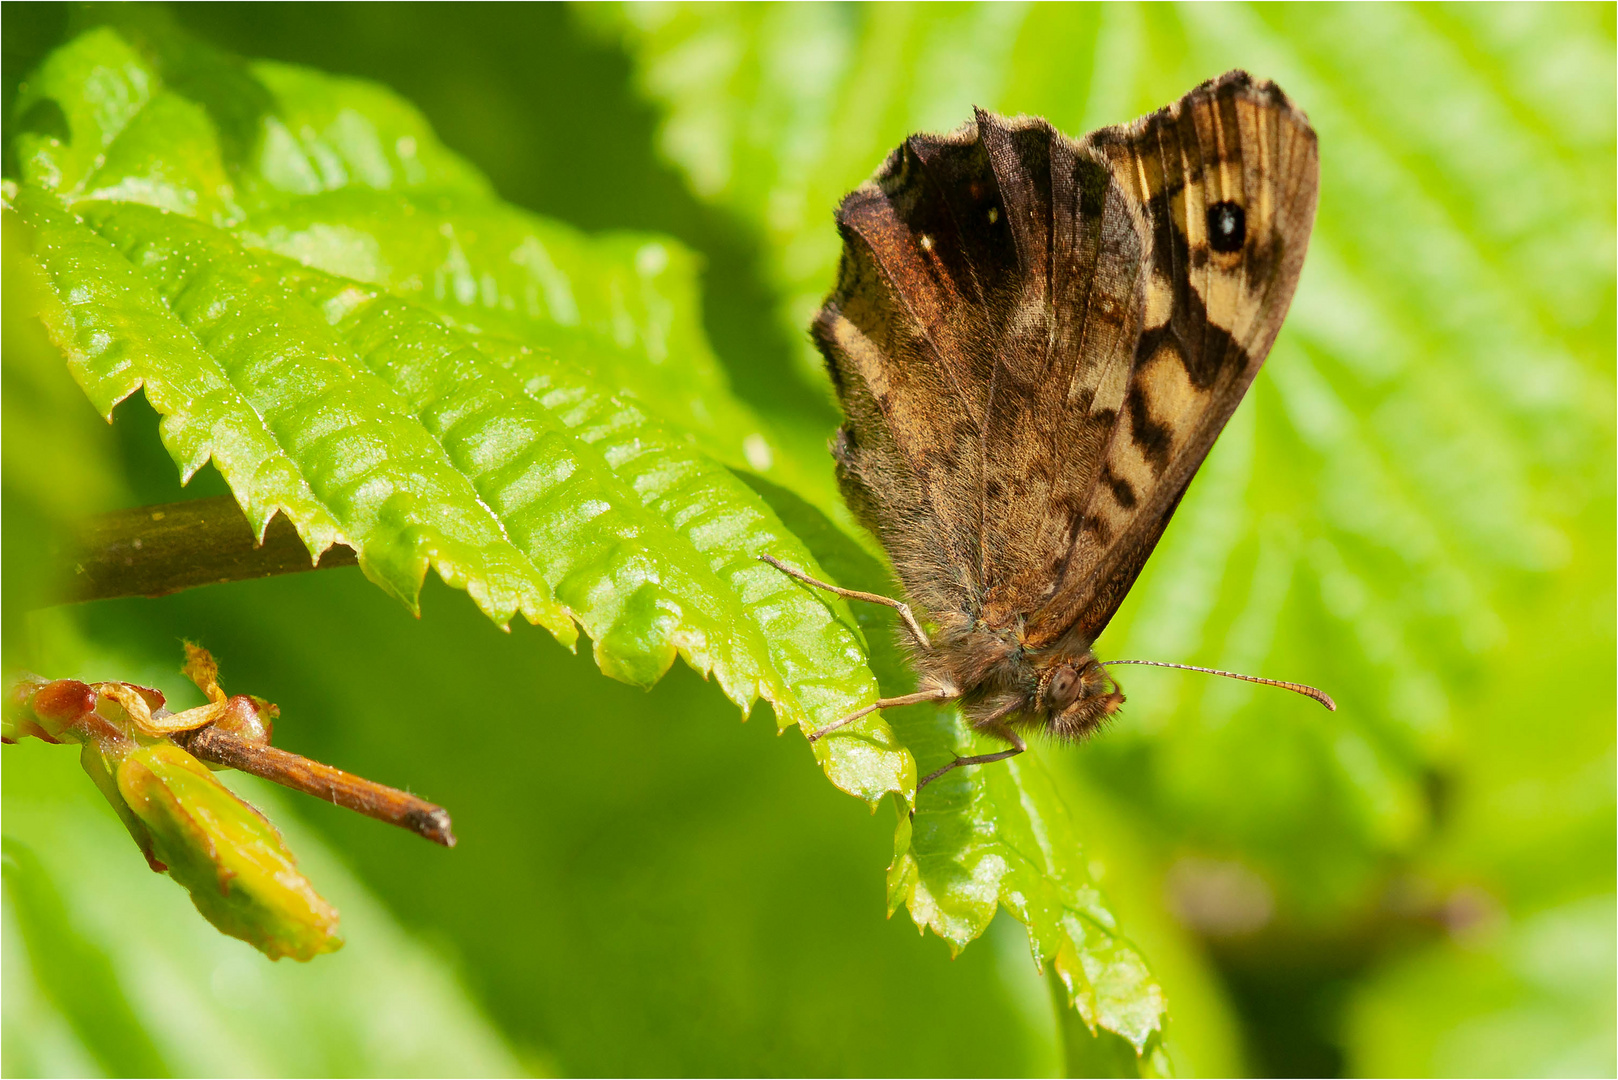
758, 554, 930, 648
918, 729, 1028, 790
806, 687, 955, 742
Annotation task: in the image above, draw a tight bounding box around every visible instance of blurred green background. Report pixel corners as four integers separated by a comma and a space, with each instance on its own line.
3, 3, 1612, 1076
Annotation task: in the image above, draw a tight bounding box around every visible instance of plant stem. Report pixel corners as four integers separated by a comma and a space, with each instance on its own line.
60, 496, 356, 604
175, 726, 456, 847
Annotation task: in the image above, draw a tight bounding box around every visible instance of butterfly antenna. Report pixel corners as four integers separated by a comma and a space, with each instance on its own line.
1101, 660, 1336, 711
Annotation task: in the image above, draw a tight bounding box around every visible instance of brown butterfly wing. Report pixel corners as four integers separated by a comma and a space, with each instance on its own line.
813, 72, 1319, 648
812, 116, 1013, 623
1036, 73, 1320, 646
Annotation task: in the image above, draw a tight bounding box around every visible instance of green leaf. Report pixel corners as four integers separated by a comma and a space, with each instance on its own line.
6, 186, 347, 560
4, 731, 526, 1076
889, 746, 1167, 1051
595, 0, 1614, 890
7, 6, 1611, 1073
598, 0, 1613, 1016
7, 669, 340, 961
592, 0, 1615, 1055
5, 26, 910, 805
756, 478, 1165, 1051
2, 839, 172, 1077
1346, 895, 1617, 1077
115, 741, 342, 962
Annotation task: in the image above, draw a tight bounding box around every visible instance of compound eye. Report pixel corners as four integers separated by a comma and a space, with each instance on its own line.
1047, 666, 1080, 710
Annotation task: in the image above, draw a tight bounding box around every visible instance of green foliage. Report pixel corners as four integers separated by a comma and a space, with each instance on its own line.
6, 666, 339, 962
6, 25, 914, 810
2, 840, 169, 1077
597, 3, 1616, 1071
596, 0, 1613, 898
768, 487, 1168, 1052
1345, 893, 1617, 1077
112, 741, 341, 961
5, 732, 525, 1076
2, 4, 1612, 1076
4, 14, 1166, 1065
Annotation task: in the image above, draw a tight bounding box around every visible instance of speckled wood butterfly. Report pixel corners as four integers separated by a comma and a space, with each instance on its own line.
766, 71, 1332, 788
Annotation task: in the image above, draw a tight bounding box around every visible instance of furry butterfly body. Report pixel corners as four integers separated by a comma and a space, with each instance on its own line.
793, 71, 1320, 778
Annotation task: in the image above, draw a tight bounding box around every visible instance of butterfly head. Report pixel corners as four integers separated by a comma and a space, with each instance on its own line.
1038, 654, 1124, 741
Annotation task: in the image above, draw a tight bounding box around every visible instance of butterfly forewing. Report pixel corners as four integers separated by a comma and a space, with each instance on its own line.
1043, 74, 1319, 645
815, 70, 1318, 657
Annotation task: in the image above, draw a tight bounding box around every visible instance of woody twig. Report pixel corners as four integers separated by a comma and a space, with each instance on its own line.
6, 644, 456, 847
58, 495, 357, 604
173, 725, 456, 847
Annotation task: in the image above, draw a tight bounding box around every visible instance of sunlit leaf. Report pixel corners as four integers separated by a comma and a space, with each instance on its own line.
3, 733, 525, 1076
595, 0, 1614, 912
763, 481, 1165, 1050
595, 0, 1614, 1056
5, 26, 911, 804
7, 7, 1612, 1072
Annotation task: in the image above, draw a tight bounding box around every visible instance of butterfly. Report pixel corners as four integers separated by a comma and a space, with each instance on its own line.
764, 70, 1331, 789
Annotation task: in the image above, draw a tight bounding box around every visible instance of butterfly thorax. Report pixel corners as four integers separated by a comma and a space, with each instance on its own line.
915, 613, 1124, 743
